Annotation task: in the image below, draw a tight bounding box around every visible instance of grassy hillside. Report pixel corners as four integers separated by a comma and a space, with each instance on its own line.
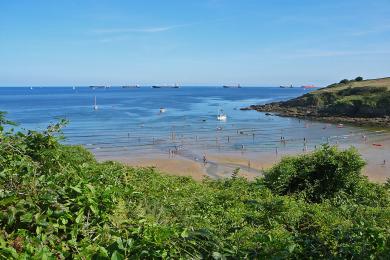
1, 113, 390, 258
248, 77, 390, 125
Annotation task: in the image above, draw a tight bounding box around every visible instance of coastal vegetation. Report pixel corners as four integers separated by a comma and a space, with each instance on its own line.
1, 113, 390, 258
246, 77, 390, 126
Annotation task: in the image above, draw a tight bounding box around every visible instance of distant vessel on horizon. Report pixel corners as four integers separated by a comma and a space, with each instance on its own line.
152, 83, 180, 89
89, 86, 109, 89
301, 85, 317, 89
223, 84, 241, 88
280, 85, 293, 88
122, 85, 140, 88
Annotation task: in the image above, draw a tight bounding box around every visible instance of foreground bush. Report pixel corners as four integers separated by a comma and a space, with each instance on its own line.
263, 145, 368, 203
0, 114, 390, 258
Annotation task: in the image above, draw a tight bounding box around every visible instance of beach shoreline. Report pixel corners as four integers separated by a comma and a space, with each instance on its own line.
97, 139, 390, 183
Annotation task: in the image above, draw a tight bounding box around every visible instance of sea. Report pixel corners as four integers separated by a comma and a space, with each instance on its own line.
1, 86, 389, 177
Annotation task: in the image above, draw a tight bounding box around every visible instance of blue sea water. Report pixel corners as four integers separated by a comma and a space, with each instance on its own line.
0, 86, 385, 160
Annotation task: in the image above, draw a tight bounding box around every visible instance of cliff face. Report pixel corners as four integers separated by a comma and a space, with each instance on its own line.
245, 77, 390, 126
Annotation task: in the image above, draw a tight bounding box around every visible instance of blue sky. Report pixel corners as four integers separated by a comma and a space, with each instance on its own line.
1, 0, 390, 86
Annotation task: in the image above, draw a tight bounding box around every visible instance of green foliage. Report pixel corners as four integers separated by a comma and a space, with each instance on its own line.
1, 114, 390, 258
355, 76, 364, 81
263, 145, 369, 203
339, 79, 350, 84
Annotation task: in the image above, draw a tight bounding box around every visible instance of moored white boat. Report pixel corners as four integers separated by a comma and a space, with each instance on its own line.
93, 96, 98, 110
217, 110, 227, 121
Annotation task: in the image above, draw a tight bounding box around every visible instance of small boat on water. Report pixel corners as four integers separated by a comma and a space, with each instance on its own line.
280, 85, 293, 88
159, 108, 166, 113
217, 110, 227, 121
223, 84, 241, 88
93, 96, 98, 110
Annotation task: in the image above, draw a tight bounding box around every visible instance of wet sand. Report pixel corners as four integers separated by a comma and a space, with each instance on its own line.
98, 128, 390, 183
99, 139, 390, 183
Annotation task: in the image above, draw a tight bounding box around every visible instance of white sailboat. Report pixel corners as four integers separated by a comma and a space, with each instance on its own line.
93, 96, 98, 110
217, 109, 227, 121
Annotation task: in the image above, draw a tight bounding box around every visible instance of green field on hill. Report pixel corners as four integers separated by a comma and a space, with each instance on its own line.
249, 77, 390, 125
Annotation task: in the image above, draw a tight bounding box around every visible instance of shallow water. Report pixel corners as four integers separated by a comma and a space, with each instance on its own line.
1, 86, 389, 180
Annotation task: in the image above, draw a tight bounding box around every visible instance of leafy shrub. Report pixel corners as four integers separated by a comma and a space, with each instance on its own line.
339, 79, 350, 84
338, 86, 387, 96
263, 145, 366, 202
355, 76, 363, 81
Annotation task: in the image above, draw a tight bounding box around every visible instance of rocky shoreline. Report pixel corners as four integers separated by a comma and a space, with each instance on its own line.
241, 103, 390, 128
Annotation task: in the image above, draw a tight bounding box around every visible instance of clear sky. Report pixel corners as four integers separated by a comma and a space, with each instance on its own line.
1, 0, 390, 86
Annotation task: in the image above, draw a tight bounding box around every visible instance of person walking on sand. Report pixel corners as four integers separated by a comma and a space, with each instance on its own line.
203, 154, 207, 165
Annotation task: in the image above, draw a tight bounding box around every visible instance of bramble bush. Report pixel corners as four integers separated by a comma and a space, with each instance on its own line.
0, 112, 389, 258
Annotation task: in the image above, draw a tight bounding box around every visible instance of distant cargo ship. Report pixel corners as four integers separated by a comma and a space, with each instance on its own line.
301, 85, 317, 89
122, 85, 140, 88
152, 84, 180, 89
223, 84, 241, 88
280, 85, 293, 88
89, 85, 109, 89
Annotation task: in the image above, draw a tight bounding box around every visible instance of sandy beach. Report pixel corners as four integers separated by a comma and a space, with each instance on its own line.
99, 136, 390, 183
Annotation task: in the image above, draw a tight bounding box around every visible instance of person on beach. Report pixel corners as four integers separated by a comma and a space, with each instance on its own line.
203, 154, 207, 165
